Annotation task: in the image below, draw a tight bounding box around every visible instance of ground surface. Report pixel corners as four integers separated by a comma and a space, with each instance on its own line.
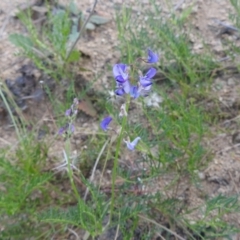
1, 0, 240, 239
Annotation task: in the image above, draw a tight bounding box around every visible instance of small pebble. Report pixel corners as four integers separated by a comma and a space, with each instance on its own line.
227, 78, 235, 86
198, 171, 205, 180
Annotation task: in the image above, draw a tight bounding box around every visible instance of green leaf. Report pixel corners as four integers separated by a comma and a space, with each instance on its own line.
68, 24, 79, 44
89, 15, 111, 25
85, 22, 96, 30
69, 1, 80, 15
9, 34, 33, 51
67, 50, 80, 62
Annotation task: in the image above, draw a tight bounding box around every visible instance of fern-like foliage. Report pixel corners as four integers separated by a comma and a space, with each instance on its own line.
39, 204, 104, 237
0, 156, 52, 215
0, 216, 41, 239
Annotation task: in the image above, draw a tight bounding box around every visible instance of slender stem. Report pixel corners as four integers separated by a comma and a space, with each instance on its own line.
99, 140, 112, 190
138, 214, 186, 240
66, 0, 98, 60
0, 85, 21, 140
84, 139, 109, 201
110, 95, 130, 221
64, 138, 81, 208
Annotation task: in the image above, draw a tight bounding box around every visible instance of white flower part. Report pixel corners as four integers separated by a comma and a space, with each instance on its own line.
107, 90, 117, 103
124, 136, 141, 151
137, 177, 143, 183
144, 92, 163, 108
138, 70, 143, 77
119, 103, 128, 117
108, 90, 115, 98
52, 150, 80, 173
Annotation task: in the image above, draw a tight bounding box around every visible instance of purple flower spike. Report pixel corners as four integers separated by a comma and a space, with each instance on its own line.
113, 64, 129, 83
100, 116, 112, 131
58, 126, 66, 135
124, 137, 141, 151
147, 49, 159, 63
58, 123, 75, 135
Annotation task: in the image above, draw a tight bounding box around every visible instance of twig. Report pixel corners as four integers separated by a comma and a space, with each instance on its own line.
114, 224, 120, 240
68, 228, 80, 240
83, 139, 109, 201
52, 150, 80, 173
66, 0, 98, 60
214, 143, 240, 155
0, 15, 11, 39
174, 0, 185, 11
213, 19, 239, 32
156, 233, 166, 240
138, 214, 186, 240
228, 171, 240, 195
0, 137, 11, 146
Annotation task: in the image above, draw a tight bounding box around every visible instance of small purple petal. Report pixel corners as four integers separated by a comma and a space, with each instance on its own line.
58, 126, 65, 135
70, 124, 75, 133
124, 137, 141, 151
139, 68, 156, 88
139, 77, 153, 87
100, 116, 112, 131
145, 67, 157, 79
142, 84, 152, 91
130, 85, 140, 99
114, 80, 131, 95
147, 49, 159, 63
115, 88, 125, 96
65, 109, 72, 116
58, 123, 75, 135
113, 64, 129, 83
123, 80, 131, 94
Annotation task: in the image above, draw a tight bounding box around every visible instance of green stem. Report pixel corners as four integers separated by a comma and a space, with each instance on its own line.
110, 95, 130, 221
0, 85, 21, 140
65, 138, 82, 210
65, 138, 84, 226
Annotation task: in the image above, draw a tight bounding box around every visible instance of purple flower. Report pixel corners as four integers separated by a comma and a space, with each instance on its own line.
115, 87, 125, 96
129, 68, 156, 99
124, 137, 141, 151
100, 116, 112, 131
131, 83, 152, 98
113, 64, 129, 83
141, 68, 157, 81
139, 67, 156, 89
115, 80, 131, 96
147, 49, 159, 63
58, 123, 75, 135
130, 85, 140, 99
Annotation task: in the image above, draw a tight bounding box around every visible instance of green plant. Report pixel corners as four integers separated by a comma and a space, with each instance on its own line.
1, 0, 240, 239
9, 4, 80, 81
